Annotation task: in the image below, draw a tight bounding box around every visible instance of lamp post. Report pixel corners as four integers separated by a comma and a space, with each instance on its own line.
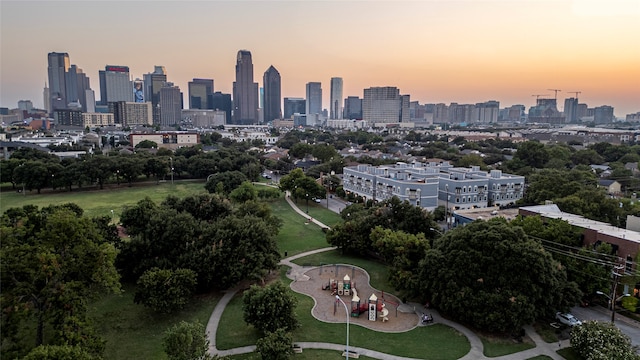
335, 295, 350, 360
429, 227, 443, 236
306, 193, 309, 213
169, 157, 174, 185
596, 290, 630, 324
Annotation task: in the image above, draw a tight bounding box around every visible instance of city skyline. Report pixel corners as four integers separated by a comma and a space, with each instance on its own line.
1, 0, 639, 117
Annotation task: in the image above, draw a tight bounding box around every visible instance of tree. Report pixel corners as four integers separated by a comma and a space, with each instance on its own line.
22, 345, 95, 360
243, 282, 299, 334
229, 181, 258, 203
417, 218, 579, 334
134, 268, 197, 314
256, 328, 293, 360
135, 139, 158, 149
514, 141, 549, 169
0, 205, 120, 358
570, 321, 640, 360
163, 321, 213, 360
205, 171, 248, 194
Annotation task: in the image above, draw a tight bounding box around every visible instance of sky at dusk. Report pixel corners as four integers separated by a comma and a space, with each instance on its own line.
1, 0, 639, 117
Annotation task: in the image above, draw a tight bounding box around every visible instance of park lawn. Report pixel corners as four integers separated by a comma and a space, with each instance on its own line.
0, 181, 208, 219
556, 347, 581, 360
479, 333, 536, 357
218, 285, 470, 360
271, 197, 333, 256
88, 283, 220, 360
218, 265, 470, 360
526, 356, 553, 360
291, 250, 393, 293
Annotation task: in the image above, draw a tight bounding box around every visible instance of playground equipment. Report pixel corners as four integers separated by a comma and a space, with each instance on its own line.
327, 270, 392, 322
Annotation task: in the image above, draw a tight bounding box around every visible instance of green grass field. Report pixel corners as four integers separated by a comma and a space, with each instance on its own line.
0, 181, 208, 220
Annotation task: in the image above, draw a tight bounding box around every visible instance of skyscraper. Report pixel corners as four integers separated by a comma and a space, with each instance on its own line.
330, 77, 343, 119
99, 65, 133, 104
564, 97, 579, 123
232, 50, 259, 125
188, 78, 214, 109
362, 86, 409, 125
344, 96, 362, 120
284, 98, 306, 119
305, 82, 322, 116
159, 83, 182, 126
263, 66, 281, 123
209, 91, 232, 124
47, 52, 70, 112
66, 65, 92, 112
43, 83, 50, 114
143, 66, 167, 125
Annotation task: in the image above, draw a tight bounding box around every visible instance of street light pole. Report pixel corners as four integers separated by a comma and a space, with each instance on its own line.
306, 193, 309, 213
170, 157, 174, 185
336, 295, 350, 360
445, 184, 449, 230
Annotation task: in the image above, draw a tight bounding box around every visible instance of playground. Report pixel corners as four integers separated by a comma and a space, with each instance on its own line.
289, 264, 420, 332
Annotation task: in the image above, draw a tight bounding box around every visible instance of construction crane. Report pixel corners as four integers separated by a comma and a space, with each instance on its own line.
567, 91, 581, 99
547, 89, 562, 100
532, 94, 549, 101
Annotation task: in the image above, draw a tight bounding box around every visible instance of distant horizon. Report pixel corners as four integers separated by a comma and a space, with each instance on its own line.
1, 1, 639, 116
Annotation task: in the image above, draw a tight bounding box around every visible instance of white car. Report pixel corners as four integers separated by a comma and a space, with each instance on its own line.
555, 312, 582, 327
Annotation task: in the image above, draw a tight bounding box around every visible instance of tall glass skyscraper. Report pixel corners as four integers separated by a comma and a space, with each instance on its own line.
99, 65, 133, 104
232, 50, 259, 125
188, 78, 214, 109
330, 77, 343, 119
305, 82, 322, 116
143, 66, 167, 125
263, 65, 281, 123
47, 52, 70, 112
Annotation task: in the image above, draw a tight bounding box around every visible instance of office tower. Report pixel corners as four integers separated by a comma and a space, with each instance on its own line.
66, 65, 92, 112
99, 65, 133, 104
594, 105, 614, 124
263, 66, 281, 122
232, 50, 259, 125
362, 86, 408, 124
564, 97, 579, 123
47, 52, 70, 112
330, 77, 343, 119
343, 96, 362, 120
305, 82, 322, 117
504, 105, 525, 122
188, 78, 214, 109
159, 83, 182, 126
284, 97, 306, 119
209, 92, 232, 124
113, 101, 153, 126
143, 66, 167, 124
43, 83, 50, 113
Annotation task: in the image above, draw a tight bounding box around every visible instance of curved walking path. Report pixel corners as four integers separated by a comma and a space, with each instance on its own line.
206, 192, 571, 359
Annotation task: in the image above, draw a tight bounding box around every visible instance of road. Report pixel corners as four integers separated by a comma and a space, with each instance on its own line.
571, 305, 640, 347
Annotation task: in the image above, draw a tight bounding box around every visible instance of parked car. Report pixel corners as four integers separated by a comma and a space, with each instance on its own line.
314, 198, 322, 203
555, 312, 582, 327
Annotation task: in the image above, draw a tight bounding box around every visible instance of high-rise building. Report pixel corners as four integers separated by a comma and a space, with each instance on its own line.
362, 86, 409, 125
159, 83, 182, 126
284, 97, 306, 119
144, 66, 167, 125
343, 96, 362, 120
188, 78, 214, 109
594, 105, 614, 124
232, 50, 259, 125
473, 101, 499, 123
47, 52, 70, 112
564, 97, 579, 123
330, 77, 343, 119
209, 92, 232, 124
305, 82, 322, 117
263, 66, 281, 123
66, 65, 93, 112
43, 83, 50, 114
112, 101, 153, 126
18, 100, 33, 112
99, 65, 133, 104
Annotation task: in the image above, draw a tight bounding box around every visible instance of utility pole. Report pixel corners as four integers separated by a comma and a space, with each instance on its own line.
609, 264, 625, 323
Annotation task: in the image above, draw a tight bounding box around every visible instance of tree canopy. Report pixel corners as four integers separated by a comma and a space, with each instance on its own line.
416, 218, 579, 334
242, 282, 299, 334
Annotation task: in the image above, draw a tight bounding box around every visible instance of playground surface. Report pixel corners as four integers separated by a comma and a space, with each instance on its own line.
289, 264, 420, 332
